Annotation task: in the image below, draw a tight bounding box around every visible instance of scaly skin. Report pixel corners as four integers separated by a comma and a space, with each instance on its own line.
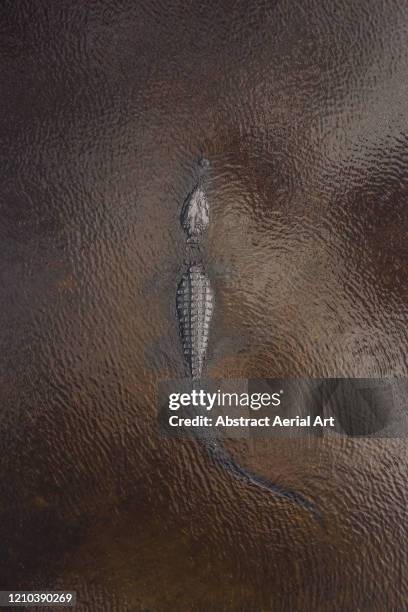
178, 169, 321, 522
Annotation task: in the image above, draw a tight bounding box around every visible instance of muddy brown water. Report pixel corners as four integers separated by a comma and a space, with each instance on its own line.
0, 1, 407, 610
